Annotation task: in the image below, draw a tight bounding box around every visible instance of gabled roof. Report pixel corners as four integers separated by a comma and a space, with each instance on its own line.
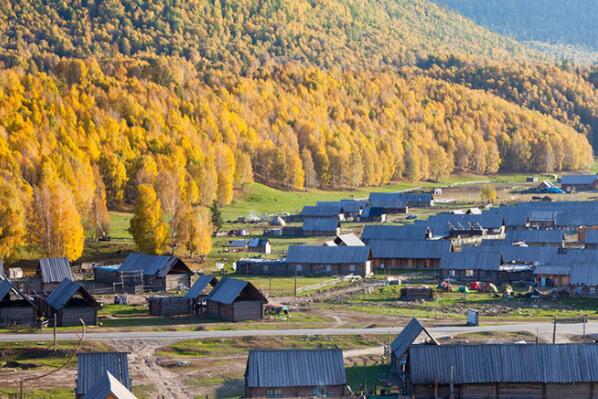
302, 217, 340, 232
38, 257, 73, 284
369, 240, 451, 260
507, 229, 565, 244
529, 210, 557, 223
557, 212, 598, 227
317, 200, 366, 213
570, 264, 598, 286
186, 275, 218, 299
333, 233, 365, 247
0, 278, 37, 308
500, 246, 557, 264
368, 192, 408, 209
207, 277, 267, 305
86, 371, 137, 399
301, 205, 343, 217
245, 349, 346, 388
118, 253, 191, 277
390, 318, 439, 358
360, 206, 386, 218
248, 238, 269, 248
440, 250, 502, 271
77, 352, 131, 397
45, 279, 99, 311
361, 224, 431, 241
561, 175, 598, 185
409, 344, 598, 385
287, 246, 371, 264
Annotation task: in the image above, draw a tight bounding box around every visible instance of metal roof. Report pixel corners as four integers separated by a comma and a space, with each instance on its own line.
247, 238, 269, 248
316, 200, 365, 213
118, 253, 191, 277
570, 264, 598, 286
499, 246, 557, 264
390, 318, 439, 358
301, 205, 343, 217
529, 210, 557, 223
186, 275, 218, 299
77, 352, 131, 396
287, 246, 371, 264
369, 240, 451, 260
86, 371, 137, 399
207, 277, 267, 305
45, 279, 99, 311
561, 175, 598, 185
534, 265, 572, 276
583, 230, 598, 244
409, 344, 598, 384
333, 233, 365, 247
0, 279, 13, 301
507, 229, 565, 244
245, 349, 346, 388
302, 217, 340, 232
557, 212, 598, 227
38, 257, 73, 284
360, 206, 386, 218
361, 224, 431, 241
440, 250, 502, 271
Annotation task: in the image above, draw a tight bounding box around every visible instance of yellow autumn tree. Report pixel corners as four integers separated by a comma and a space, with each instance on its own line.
129, 184, 168, 254
175, 204, 213, 258
0, 180, 27, 261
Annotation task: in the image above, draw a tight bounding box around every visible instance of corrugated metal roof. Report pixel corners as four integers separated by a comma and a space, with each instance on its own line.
186, 275, 218, 299
118, 253, 191, 277
369, 240, 450, 260
390, 318, 439, 358
557, 212, 598, 227
583, 230, 598, 244
248, 238, 269, 248
287, 246, 371, 264
440, 250, 502, 270
334, 233, 365, 247
302, 217, 340, 232
550, 248, 598, 264
77, 352, 131, 396
529, 210, 557, 223
301, 205, 342, 217
46, 279, 99, 311
0, 278, 37, 308
361, 225, 430, 241
0, 279, 13, 301
570, 264, 598, 286
86, 371, 137, 399
500, 246, 557, 264
245, 349, 346, 388
207, 277, 266, 305
409, 344, 598, 384
38, 257, 73, 284
534, 265, 572, 276
360, 206, 386, 218
508, 229, 565, 244
561, 175, 598, 185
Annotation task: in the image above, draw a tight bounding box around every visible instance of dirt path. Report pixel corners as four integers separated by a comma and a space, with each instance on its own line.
114, 339, 190, 399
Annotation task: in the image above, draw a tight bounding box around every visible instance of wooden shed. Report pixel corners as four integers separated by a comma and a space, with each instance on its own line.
36, 257, 74, 292
400, 286, 435, 301
0, 278, 39, 327
301, 217, 341, 237
286, 245, 373, 277
76, 352, 131, 399
369, 239, 451, 270
390, 317, 439, 373
117, 253, 192, 292
186, 274, 218, 314
245, 349, 348, 398
206, 277, 267, 322
42, 279, 100, 327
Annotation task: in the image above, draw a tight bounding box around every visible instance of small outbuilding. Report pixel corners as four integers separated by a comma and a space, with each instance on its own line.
76, 352, 131, 399
0, 278, 39, 327
147, 296, 191, 317
186, 274, 219, 314
245, 348, 348, 398
390, 317, 439, 373
206, 277, 268, 322
37, 257, 74, 292
117, 253, 192, 292
247, 238, 272, 254
85, 371, 137, 399
42, 279, 100, 327
302, 217, 341, 237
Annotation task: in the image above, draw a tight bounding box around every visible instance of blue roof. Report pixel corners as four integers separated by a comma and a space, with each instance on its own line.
361, 224, 430, 241
118, 253, 191, 277
287, 246, 371, 264
207, 277, 266, 305
246, 349, 346, 388
369, 239, 451, 259
302, 217, 340, 232
46, 279, 99, 311
85, 371, 137, 399
561, 175, 597, 185
186, 275, 218, 299
77, 352, 131, 396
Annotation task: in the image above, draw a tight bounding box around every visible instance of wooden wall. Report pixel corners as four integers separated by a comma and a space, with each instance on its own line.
372, 258, 441, 270
411, 382, 598, 399
207, 300, 263, 322
246, 384, 346, 398
148, 297, 191, 317
0, 303, 37, 327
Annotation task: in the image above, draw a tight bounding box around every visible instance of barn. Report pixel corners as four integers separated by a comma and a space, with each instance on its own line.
560, 174, 598, 192
42, 279, 100, 327
301, 217, 341, 237
117, 253, 192, 292
407, 344, 598, 399
206, 277, 268, 322
0, 278, 39, 327
440, 250, 534, 284
36, 257, 74, 292
235, 258, 289, 275
245, 349, 348, 398
301, 205, 345, 221
286, 246, 373, 276
361, 224, 433, 243
76, 352, 131, 399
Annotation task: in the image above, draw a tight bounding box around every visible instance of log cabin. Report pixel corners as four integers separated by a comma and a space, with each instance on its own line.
0, 278, 39, 327
206, 277, 268, 322
117, 253, 192, 292
42, 279, 100, 327
286, 245, 372, 277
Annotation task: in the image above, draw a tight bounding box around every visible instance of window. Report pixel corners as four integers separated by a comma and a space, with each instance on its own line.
450, 270, 456, 277
466, 269, 474, 277
313, 387, 329, 398
266, 389, 281, 398
263, 265, 269, 273
349, 264, 356, 272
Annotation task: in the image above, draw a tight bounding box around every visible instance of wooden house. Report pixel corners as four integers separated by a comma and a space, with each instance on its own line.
206, 277, 268, 322
245, 349, 348, 398
117, 253, 192, 292
76, 352, 131, 399
369, 239, 451, 270
368, 193, 409, 214
85, 371, 137, 399
42, 279, 100, 327
186, 274, 218, 314
440, 250, 533, 284
247, 238, 271, 254
406, 343, 598, 399
329, 233, 365, 247
528, 211, 558, 229
570, 264, 598, 297
0, 278, 39, 327
286, 246, 373, 277
301, 205, 345, 221
147, 296, 191, 317
361, 224, 433, 243
507, 229, 565, 247
235, 258, 289, 275
534, 265, 572, 288
301, 217, 341, 237
36, 257, 74, 292
358, 206, 387, 222
560, 174, 598, 192
390, 318, 439, 373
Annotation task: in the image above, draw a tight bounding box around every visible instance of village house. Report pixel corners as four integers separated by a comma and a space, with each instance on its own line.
206, 277, 268, 322
534, 265, 572, 288
317, 199, 366, 219
36, 257, 74, 292
360, 224, 433, 244
301, 217, 341, 237
244, 348, 348, 398
367, 192, 409, 214
76, 352, 131, 399
85, 371, 137, 399
358, 206, 387, 223
440, 250, 534, 284
117, 253, 192, 292
326, 233, 365, 247
300, 205, 345, 221
41, 279, 100, 327
369, 239, 451, 270
560, 174, 598, 192
286, 246, 373, 276
185, 274, 218, 315
557, 212, 598, 231
228, 238, 272, 254
390, 318, 439, 373
528, 210, 558, 229
0, 278, 38, 327
570, 264, 598, 297
234, 258, 289, 275
507, 229, 566, 247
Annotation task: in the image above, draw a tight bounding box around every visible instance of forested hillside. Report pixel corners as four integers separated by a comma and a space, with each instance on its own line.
0, 0, 596, 261
432, 0, 598, 52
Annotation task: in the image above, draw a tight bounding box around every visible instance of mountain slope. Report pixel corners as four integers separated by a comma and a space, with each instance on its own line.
0, 0, 545, 73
